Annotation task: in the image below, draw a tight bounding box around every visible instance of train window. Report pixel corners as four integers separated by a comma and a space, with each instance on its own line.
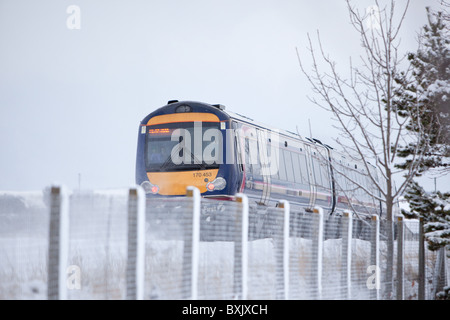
318, 161, 326, 187
321, 162, 331, 189
347, 168, 356, 194
360, 174, 369, 202
340, 167, 350, 192
311, 157, 323, 187
366, 174, 377, 205
278, 150, 287, 181
313, 157, 331, 189
342, 166, 357, 195
283, 150, 295, 182
355, 171, 362, 192
334, 169, 345, 193
291, 152, 303, 184
368, 174, 378, 197
349, 169, 358, 195
270, 144, 280, 180
244, 138, 253, 176
249, 138, 262, 180
359, 172, 371, 201
234, 136, 243, 172
356, 172, 363, 195
299, 153, 310, 184
267, 138, 280, 178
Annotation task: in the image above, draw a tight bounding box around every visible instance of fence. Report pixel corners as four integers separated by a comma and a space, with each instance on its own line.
0, 185, 447, 300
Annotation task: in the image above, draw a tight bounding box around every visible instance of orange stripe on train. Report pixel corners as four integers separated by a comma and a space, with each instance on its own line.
146, 113, 220, 126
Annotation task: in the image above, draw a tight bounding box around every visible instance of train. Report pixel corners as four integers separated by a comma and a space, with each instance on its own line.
135, 100, 385, 224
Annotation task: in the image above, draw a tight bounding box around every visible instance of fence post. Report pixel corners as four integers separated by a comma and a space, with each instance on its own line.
418, 217, 425, 300
47, 185, 69, 300
433, 247, 448, 299
275, 200, 290, 300
182, 186, 201, 300
312, 206, 324, 300
234, 193, 249, 300
396, 216, 404, 300
384, 219, 395, 299
341, 211, 352, 299
126, 186, 146, 300
370, 214, 380, 300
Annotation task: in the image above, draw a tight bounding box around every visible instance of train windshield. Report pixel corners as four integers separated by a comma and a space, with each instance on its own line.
145, 122, 222, 172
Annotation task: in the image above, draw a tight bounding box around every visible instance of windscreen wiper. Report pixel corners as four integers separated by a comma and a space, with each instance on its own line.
188, 150, 206, 170
159, 144, 207, 171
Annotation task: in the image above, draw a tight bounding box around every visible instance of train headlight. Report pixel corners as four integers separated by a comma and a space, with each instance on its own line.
151, 185, 159, 194
141, 181, 159, 194
206, 177, 226, 192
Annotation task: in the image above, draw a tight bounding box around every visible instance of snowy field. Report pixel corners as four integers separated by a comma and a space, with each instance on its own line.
0, 190, 441, 300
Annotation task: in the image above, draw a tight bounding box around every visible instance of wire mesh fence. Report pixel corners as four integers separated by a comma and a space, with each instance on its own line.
0, 191, 49, 299
247, 204, 287, 300
289, 209, 318, 299
66, 189, 129, 299
349, 217, 372, 299
198, 198, 246, 300
322, 214, 345, 299
403, 219, 420, 300
0, 185, 447, 300
144, 193, 199, 299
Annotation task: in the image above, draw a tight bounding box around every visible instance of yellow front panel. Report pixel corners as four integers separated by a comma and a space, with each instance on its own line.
146, 113, 220, 126
147, 169, 219, 195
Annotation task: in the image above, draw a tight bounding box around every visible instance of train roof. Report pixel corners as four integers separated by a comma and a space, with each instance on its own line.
222, 104, 378, 174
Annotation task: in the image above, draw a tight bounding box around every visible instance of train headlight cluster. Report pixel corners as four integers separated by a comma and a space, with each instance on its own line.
206, 177, 226, 192
141, 181, 159, 194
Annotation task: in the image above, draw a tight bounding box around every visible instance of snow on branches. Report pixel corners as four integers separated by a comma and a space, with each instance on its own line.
403, 181, 450, 252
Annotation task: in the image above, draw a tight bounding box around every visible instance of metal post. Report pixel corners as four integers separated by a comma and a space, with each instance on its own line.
182, 186, 200, 299
418, 217, 425, 300
385, 219, 395, 299
370, 214, 380, 300
275, 200, 290, 300
47, 185, 69, 300
341, 211, 352, 299
312, 207, 324, 300
126, 186, 146, 300
433, 247, 448, 299
234, 193, 249, 300
396, 216, 404, 300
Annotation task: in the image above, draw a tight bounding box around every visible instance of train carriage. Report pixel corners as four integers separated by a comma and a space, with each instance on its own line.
136, 100, 384, 237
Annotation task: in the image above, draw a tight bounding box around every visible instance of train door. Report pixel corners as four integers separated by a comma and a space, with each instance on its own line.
232, 121, 245, 193
256, 129, 271, 206
304, 144, 317, 208
307, 144, 333, 212
236, 124, 262, 205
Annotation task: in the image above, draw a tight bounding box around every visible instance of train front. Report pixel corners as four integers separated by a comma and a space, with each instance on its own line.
136, 101, 239, 199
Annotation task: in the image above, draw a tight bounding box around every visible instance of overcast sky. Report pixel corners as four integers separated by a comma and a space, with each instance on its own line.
0, 0, 445, 192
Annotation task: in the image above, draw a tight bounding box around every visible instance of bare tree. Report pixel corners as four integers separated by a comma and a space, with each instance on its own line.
296, 0, 427, 222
